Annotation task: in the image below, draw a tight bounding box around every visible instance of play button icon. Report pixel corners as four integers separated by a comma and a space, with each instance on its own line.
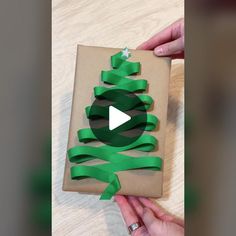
88, 89, 147, 147
109, 106, 131, 131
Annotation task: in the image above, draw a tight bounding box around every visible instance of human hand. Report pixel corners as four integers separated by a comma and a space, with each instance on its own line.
137, 18, 184, 59
115, 195, 184, 236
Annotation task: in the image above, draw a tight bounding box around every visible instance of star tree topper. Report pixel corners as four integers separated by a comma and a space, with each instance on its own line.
121, 47, 131, 59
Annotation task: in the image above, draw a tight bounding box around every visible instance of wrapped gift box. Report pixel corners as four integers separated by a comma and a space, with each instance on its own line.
63, 45, 171, 198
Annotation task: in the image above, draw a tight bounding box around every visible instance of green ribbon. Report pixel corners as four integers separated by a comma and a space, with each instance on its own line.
67, 48, 162, 200
85, 93, 154, 115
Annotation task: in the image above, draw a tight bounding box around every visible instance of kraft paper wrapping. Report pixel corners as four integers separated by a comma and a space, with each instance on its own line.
63, 45, 171, 198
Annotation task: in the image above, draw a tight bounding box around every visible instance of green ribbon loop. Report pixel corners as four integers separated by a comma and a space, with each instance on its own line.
76, 131, 158, 152
69, 147, 162, 200
67, 48, 162, 200
85, 93, 153, 116
81, 113, 158, 132
94, 54, 146, 97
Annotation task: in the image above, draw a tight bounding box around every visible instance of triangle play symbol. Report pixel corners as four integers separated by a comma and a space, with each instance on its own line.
109, 106, 131, 131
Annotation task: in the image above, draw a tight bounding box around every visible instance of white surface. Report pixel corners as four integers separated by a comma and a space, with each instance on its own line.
52, 0, 184, 235
109, 106, 131, 131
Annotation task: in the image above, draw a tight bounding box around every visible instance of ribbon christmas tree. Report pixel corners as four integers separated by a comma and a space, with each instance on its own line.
67, 48, 162, 200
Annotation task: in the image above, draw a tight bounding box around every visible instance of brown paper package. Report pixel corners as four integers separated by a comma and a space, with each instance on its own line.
63, 45, 171, 198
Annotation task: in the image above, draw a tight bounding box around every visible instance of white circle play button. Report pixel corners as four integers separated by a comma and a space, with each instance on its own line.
88, 89, 148, 147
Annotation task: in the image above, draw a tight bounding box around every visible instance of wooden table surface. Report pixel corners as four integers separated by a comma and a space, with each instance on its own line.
52, 1, 184, 235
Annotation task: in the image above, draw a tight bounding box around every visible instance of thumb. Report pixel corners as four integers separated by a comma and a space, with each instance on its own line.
142, 208, 162, 236
154, 37, 184, 57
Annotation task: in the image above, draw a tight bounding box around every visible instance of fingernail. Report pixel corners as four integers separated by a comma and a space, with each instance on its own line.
154, 47, 163, 55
